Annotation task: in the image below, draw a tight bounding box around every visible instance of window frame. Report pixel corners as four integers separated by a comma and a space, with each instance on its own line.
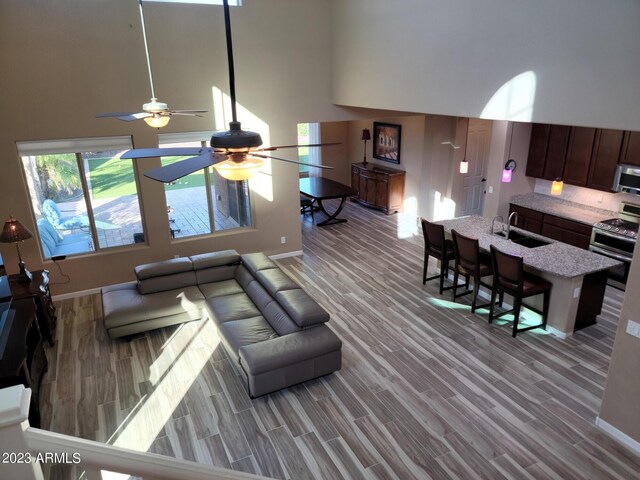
17, 136, 147, 259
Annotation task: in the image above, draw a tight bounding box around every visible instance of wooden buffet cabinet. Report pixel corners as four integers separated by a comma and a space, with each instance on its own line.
351, 162, 405, 214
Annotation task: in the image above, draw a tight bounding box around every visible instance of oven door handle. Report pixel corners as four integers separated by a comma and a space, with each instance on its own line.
592, 229, 637, 243
589, 245, 631, 262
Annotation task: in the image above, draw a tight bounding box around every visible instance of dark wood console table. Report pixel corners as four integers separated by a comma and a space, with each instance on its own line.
351, 162, 405, 214
8, 270, 57, 345
0, 299, 47, 427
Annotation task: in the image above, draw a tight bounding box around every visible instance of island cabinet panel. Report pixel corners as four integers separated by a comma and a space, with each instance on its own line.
620, 131, 640, 166
525, 124, 551, 178
563, 127, 597, 187
587, 129, 625, 191
351, 162, 405, 214
542, 125, 571, 181
509, 204, 543, 234
541, 214, 592, 249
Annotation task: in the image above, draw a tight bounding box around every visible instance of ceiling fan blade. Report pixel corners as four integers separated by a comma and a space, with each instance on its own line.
119, 112, 152, 121
143, 152, 227, 183
171, 109, 209, 114
169, 112, 205, 117
254, 142, 341, 152
121, 147, 212, 160
95, 112, 140, 118
252, 153, 334, 170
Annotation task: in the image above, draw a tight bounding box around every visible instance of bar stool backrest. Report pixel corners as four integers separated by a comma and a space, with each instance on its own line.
490, 245, 524, 294
452, 230, 480, 274
422, 220, 447, 257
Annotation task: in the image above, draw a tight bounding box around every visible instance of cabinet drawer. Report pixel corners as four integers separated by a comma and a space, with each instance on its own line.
543, 214, 592, 236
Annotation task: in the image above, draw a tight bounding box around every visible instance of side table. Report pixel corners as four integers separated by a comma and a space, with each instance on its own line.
8, 270, 56, 346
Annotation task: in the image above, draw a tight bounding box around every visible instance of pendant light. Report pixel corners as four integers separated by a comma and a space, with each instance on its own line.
551, 178, 563, 196
459, 120, 469, 174
502, 125, 517, 183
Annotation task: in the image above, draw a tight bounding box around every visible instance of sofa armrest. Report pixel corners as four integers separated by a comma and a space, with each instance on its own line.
239, 325, 341, 375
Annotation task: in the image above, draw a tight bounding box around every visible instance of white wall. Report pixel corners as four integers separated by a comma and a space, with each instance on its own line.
332, 0, 640, 131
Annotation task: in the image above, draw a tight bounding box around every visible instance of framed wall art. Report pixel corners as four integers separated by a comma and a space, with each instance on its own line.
373, 122, 401, 164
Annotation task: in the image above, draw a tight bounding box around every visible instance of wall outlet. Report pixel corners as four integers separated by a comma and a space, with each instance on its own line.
488, 185, 494, 194
573, 287, 581, 298
626, 320, 640, 338
597, 193, 604, 203
174, 254, 180, 258
280, 236, 286, 244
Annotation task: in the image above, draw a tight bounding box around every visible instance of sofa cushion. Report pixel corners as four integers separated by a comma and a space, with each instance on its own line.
206, 292, 262, 324
219, 316, 278, 358
135, 257, 193, 280
261, 300, 301, 336
191, 250, 241, 269
198, 279, 245, 299
241, 253, 278, 275
275, 289, 330, 328
103, 283, 204, 329
138, 271, 198, 295
255, 269, 299, 297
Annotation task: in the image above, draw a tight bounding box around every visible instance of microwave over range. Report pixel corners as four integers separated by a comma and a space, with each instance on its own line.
612, 164, 640, 194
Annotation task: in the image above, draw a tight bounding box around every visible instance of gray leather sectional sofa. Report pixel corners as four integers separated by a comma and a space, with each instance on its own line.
102, 250, 342, 397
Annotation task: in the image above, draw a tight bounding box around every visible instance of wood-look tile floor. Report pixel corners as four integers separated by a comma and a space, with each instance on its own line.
41, 200, 640, 480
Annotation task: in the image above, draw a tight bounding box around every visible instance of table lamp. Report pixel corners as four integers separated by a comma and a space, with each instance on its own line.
0, 216, 33, 282
361, 128, 371, 166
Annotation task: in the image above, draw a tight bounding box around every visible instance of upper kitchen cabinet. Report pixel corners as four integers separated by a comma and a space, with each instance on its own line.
586, 129, 625, 191
563, 127, 596, 187
525, 124, 550, 178
542, 125, 571, 181
620, 131, 640, 166
525, 124, 570, 181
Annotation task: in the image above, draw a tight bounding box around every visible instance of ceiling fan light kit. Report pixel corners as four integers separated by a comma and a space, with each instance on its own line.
144, 113, 171, 128
214, 154, 264, 181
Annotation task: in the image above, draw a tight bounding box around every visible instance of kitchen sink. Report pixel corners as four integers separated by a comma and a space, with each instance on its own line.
495, 230, 550, 248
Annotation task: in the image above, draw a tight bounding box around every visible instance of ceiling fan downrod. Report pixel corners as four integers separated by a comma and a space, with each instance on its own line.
210, 0, 262, 150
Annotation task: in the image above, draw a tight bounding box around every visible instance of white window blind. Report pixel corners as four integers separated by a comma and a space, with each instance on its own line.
157, 131, 211, 145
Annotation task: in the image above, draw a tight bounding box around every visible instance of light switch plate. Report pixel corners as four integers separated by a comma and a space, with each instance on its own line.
626, 320, 640, 339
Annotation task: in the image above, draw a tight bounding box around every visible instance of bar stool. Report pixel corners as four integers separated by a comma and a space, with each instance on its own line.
488, 245, 552, 337
421, 219, 456, 294
451, 230, 494, 313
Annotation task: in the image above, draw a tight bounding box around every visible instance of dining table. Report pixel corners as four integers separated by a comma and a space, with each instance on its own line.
299, 177, 357, 226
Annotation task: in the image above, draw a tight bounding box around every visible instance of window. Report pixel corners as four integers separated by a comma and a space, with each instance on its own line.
297, 122, 321, 178
158, 132, 252, 239
18, 137, 144, 259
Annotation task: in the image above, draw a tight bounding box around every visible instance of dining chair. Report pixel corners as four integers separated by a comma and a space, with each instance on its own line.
451, 229, 494, 313
488, 245, 552, 337
421, 219, 456, 294
300, 195, 314, 221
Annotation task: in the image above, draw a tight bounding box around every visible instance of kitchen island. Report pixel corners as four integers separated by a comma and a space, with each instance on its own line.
437, 215, 621, 336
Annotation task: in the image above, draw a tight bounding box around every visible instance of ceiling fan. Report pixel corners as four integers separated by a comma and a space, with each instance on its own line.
96, 0, 208, 128
119, 0, 336, 182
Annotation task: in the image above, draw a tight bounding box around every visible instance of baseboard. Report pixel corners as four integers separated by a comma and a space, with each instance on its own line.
52, 287, 102, 302
269, 250, 303, 260
596, 416, 640, 455
545, 325, 570, 339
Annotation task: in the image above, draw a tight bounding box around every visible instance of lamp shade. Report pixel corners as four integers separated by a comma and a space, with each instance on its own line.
0, 216, 33, 243
213, 155, 264, 181
551, 179, 563, 196
361, 128, 371, 141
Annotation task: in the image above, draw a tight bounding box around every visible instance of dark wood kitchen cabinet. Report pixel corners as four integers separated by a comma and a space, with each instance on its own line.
586, 129, 625, 191
351, 162, 405, 214
508, 204, 543, 234
542, 125, 571, 181
620, 131, 640, 166
563, 127, 597, 187
525, 124, 551, 178
541, 214, 592, 249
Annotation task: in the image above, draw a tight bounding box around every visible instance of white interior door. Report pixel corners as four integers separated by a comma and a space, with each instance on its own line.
459, 119, 491, 216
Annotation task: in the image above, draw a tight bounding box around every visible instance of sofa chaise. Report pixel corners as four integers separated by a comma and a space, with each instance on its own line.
101, 250, 342, 397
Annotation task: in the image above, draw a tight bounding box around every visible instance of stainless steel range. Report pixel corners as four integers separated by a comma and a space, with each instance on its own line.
589, 201, 640, 289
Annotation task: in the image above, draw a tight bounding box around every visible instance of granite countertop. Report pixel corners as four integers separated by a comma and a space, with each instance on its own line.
437, 215, 621, 278
510, 193, 616, 226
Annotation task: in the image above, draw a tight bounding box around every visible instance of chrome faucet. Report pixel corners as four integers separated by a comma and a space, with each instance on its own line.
506, 211, 518, 239
491, 215, 504, 235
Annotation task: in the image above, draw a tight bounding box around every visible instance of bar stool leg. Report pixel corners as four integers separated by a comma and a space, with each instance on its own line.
542, 290, 550, 329
452, 268, 460, 302
512, 298, 522, 337
439, 259, 448, 294
422, 254, 429, 285
489, 286, 498, 323
471, 278, 480, 313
